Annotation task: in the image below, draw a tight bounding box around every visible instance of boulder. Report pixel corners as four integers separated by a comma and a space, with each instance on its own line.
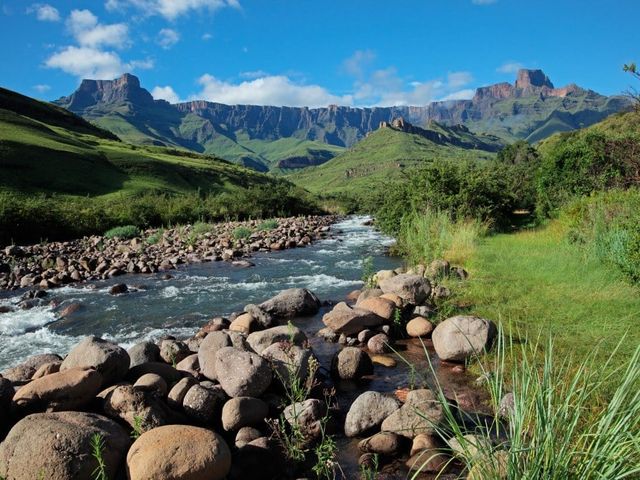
128, 342, 161, 367
243, 304, 275, 328
198, 331, 232, 381
229, 437, 279, 480
358, 432, 403, 456
356, 288, 383, 304
283, 398, 327, 438
426, 259, 450, 279
467, 450, 508, 480
103, 385, 172, 433
167, 377, 198, 409
432, 316, 497, 362
214, 347, 272, 398
380, 293, 403, 307
159, 339, 191, 365
183, 384, 226, 424
221, 397, 269, 431
176, 354, 199, 376
447, 434, 491, 461
262, 342, 313, 385
235, 426, 262, 448
1, 353, 61, 384
246, 324, 307, 355
128, 362, 183, 384
32, 361, 62, 379
357, 297, 396, 321
373, 270, 396, 284
134, 373, 168, 396
367, 333, 391, 354
0, 377, 14, 425
322, 302, 385, 335
406, 317, 434, 338
331, 347, 373, 380
12, 367, 102, 412
126, 425, 231, 480
379, 274, 431, 305
61, 336, 130, 386
381, 389, 444, 439
259, 288, 320, 318
345, 391, 400, 437
0, 412, 130, 480
229, 313, 255, 334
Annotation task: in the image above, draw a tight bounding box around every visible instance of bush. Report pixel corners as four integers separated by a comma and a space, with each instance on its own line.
104, 225, 141, 239
232, 226, 253, 240
258, 219, 279, 231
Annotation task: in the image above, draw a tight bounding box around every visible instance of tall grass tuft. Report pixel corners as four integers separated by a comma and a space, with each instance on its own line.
396, 208, 488, 267
417, 330, 640, 479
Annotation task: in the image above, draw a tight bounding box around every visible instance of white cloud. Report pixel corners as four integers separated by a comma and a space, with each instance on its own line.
105, 0, 240, 20
28, 3, 60, 21
193, 74, 353, 107
472, 0, 497, 4
440, 89, 475, 101
33, 84, 51, 93
497, 61, 524, 74
202, 33, 212, 40
448, 71, 474, 89
151, 85, 180, 103
45, 46, 151, 79
342, 49, 376, 77
67, 9, 128, 49
157, 28, 179, 49
239, 70, 269, 79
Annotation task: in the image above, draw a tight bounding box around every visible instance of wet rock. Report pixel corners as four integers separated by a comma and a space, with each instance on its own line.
12, 367, 102, 413
406, 317, 434, 338
358, 431, 403, 456
109, 283, 128, 295
167, 377, 198, 409
159, 339, 191, 364
371, 355, 397, 368
405, 448, 449, 473
214, 347, 272, 398
432, 316, 497, 362
331, 347, 373, 380
322, 302, 385, 335
61, 336, 130, 386
58, 302, 83, 318
221, 396, 269, 431
262, 342, 313, 385
246, 324, 307, 355
128, 341, 161, 367
133, 373, 168, 396
0, 412, 130, 480
317, 327, 338, 342
357, 296, 396, 321
103, 385, 172, 433
381, 389, 444, 439
367, 333, 391, 354
379, 274, 431, 305
345, 391, 400, 437
126, 425, 231, 480
183, 384, 225, 424
259, 288, 320, 319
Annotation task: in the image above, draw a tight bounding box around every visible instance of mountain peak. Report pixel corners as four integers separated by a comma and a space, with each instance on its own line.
515, 69, 554, 89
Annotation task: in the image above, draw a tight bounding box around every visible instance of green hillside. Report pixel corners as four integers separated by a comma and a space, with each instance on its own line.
288, 123, 498, 197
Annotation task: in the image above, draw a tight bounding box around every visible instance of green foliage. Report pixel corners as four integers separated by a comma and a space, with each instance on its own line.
130, 416, 144, 440
312, 418, 338, 480
191, 221, 214, 236
104, 225, 141, 239
422, 331, 640, 480
257, 219, 279, 231
145, 229, 163, 245
562, 189, 640, 283
90, 433, 108, 480
232, 226, 253, 240
359, 454, 379, 480
360, 256, 376, 288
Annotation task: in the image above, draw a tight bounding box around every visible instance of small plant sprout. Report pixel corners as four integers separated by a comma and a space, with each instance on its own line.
359, 453, 379, 480
131, 415, 144, 440
91, 433, 108, 480
361, 256, 376, 288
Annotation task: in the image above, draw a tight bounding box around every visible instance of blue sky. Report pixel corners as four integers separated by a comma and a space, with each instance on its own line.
0, 0, 638, 107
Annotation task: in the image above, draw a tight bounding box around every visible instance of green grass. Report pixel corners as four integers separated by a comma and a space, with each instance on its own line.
461, 221, 640, 366
104, 225, 141, 239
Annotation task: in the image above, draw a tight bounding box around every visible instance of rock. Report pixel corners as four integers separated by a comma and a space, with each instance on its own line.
109, 283, 128, 295
413, 305, 435, 318
357, 297, 396, 321
283, 398, 326, 438
128, 362, 183, 384
426, 259, 450, 279
229, 313, 255, 334
221, 397, 269, 431
12, 367, 102, 412
214, 347, 272, 398
467, 450, 508, 480
262, 342, 313, 385
358, 432, 403, 456
322, 302, 385, 335
58, 302, 83, 318
381, 389, 444, 439
317, 327, 338, 342
61, 336, 130, 386
246, 324, 307, 355
167, 377, 198, 409
32, 361, 62, 379
0, 377, 14, 425
451, 266, 469, 280
367, 333, 391, 354
197, 331, 233, 380
183, 384, 226, 424
357, 329, 374, 344
447, 434, 491, 461
432, 285, 451, 299
356, 288, 383, 304
374, 270, 396, 284
331, 347, 373, 380
379, 274, 431, 305
1, 353, 61, 384
126, 425, 231, 480
346, 289, 361, 302
498, 392, 515, 418
345, 391, 400, 437
371, 355, 397, 368
176, 354, 199, 376
243, 304, 274, 328
410, 433, 441, 456
406, 317, 434, 338
235, 426, 262, 448
432, 316, 497, 362
259, 288, 320, 318
159, 339, 191, 364
103, 385, 172, 433
134, 373, 168, 396
229, 437, 279, 480
128, 341, 161, 367
0, 412, 130, 480
405, 449, 449, 473
380, 293, 403, 307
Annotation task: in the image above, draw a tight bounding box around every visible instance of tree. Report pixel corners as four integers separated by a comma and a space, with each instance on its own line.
623, 63, 640, 108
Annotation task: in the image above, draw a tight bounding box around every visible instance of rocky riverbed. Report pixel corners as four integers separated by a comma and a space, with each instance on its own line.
0, 215, 338, 292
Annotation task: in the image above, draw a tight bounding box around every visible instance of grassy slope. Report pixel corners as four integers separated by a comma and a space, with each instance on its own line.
289, 126, 496, 197
461, 222, 640, 362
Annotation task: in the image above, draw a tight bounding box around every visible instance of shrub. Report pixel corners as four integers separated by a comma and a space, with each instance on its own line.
104, 225, 141, 239
258, 219, 279, 231
232, 226, 253, 240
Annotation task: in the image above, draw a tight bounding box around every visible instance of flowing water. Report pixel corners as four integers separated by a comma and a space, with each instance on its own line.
0, 216, 485, 478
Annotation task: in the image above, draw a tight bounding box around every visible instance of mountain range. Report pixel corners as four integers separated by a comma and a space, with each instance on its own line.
53, 69, 629, 172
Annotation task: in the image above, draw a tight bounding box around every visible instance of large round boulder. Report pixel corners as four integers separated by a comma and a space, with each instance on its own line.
0, 412, 130, 480
126, 425, 231, 480
261, 342, 313, 386
322, 302, 385, 335
102, 385, 172, 433
331, 347, 373, 380
221, 397, 269, 431
246, 325, 307, 355
214, 347, 271, 398
183, 384, 226, 424
259, 288, 320, 318
128, 341, 160, 368
432, 316, 497, 362
345, 391, 400, 437
381, 389, 444, 439
61, 336, 130, 386
197, 331, 232, 381
379, 274, 431, 305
